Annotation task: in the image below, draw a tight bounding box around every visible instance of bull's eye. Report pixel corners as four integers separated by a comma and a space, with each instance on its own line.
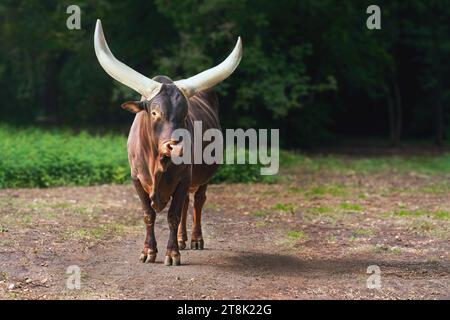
150, 110, 160, 119
150, 106, 161, 120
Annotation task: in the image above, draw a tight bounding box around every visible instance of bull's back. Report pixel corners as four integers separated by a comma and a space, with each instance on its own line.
187, 90, 221, 189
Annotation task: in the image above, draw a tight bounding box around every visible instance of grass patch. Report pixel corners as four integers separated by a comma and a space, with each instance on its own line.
390, 247, 402, 254
3, 212, 34, 227
280, 150, 450, 176
272, 203, 296, 214
253, 210, 269, 217
66, 223, 126, 242
391, 209, 450, 220
339, 202, 362, 211
373, 245, 403, 254
288, 187, 303, 193
255, 221, 266, 228
310, 207, 333, 214
71, 228, 106, 241
393, 209, 421, 217
50, 202, 72, 210
205, 202, 219, 210
304, 184, 347, 198
353, 228, 373, 236
276, 230, 308, 248
434, 211, 450, 219
286, 230, 306, 240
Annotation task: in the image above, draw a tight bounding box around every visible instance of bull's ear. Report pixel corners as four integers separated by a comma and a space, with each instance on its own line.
121, 101, 145, 113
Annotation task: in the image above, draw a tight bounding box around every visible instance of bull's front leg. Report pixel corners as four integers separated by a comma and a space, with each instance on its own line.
165, 180, 189, 266
133, 179, 158, 263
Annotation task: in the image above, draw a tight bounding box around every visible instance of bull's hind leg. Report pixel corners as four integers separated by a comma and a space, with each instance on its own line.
133, 179, 158, 263
177, 196, 189, 250
191, 184, 207, 250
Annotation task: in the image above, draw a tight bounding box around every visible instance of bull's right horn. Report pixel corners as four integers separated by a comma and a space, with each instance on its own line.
174, 37, 243, 98
94, 19, 162, 100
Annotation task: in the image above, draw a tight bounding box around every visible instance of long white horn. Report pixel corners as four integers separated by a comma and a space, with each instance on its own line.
174, 37, 243, 98
94, 19, 162, 99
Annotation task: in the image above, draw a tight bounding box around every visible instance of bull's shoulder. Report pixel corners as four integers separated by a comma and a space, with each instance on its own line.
195, 89, 219, 111
187, 90, 220, 131
188, 89, 219, 118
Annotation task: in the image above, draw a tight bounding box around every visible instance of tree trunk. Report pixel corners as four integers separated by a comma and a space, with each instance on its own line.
393, 77, 403, 144
387, 88, 396, 146
40, 53, 67, 124
393, 78, 402, 146
386, 80, 402, 147
435, 95, 444, 146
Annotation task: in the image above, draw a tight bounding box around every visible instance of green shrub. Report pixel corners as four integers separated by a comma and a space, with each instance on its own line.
0, 125, 130, 188
0, 125, 273, 188
210, 148, 277, 183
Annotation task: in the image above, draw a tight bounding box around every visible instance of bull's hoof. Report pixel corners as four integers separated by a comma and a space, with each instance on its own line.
139, 249, 157, 263
178, 240, 187, 250
190, 239, 204, 250
164, 252, 181, 266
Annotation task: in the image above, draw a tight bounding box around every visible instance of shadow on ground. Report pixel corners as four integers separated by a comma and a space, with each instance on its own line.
215, 251, 450, 278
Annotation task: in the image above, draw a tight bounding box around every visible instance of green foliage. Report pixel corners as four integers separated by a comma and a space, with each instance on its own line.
0, 125, 129, 188
155, 0, 337, 143
0, 126, 270, 188
0, 1, 449, 146
211, 163, 268, 183
211, 149, 275, 183
280, 150, 450, 176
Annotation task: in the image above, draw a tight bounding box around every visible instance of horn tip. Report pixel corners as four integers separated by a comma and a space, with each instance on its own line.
95, 19, 103, 33
236, 37, 243, 58
236, 37, 243, 54
95, 19, 104, 40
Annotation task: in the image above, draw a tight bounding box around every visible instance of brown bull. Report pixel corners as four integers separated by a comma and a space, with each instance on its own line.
94, 20, 242, 266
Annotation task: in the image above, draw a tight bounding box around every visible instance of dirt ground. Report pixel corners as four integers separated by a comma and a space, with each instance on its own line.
0, 165, 449, 299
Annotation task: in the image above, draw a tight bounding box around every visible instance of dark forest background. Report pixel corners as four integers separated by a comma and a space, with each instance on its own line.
0, 0, 449, 148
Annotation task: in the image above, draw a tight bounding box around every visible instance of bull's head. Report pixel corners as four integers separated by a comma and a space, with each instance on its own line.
94, 20, 242, 165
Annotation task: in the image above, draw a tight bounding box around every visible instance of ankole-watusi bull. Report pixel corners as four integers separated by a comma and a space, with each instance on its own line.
94, 20, 242, 266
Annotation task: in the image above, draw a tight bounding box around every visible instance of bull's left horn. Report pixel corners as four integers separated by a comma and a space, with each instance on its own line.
174, 37, 243, 98
94, 19, 162, 99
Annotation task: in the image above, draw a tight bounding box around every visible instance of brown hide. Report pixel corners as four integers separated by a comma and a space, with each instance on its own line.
127, 88, 220, 212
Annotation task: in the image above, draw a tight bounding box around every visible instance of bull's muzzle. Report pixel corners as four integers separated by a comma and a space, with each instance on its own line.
159, 140, 183, 158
